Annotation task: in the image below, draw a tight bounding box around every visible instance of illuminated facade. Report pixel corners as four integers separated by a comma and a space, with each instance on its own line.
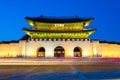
0, 15, 120, 58
23, 16, 95, 39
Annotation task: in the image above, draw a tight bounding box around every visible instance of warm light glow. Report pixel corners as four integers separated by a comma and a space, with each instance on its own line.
23, 29, 95, 38
55, 24, 64, 27
100, 44, 120, 58
26, 49, 37, 57
84, 19, 93, 26
26, 19, 34, 26
26, 21, 91, 31
82, 47, 94, 57
0, 16, 119, 59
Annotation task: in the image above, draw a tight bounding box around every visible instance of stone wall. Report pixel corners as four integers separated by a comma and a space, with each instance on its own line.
99, 43, 120, 57
0, 39, 120, 58
0, 42, 20, 57
25, 38, 94, 58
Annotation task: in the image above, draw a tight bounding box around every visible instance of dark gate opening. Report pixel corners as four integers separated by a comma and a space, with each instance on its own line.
74, 47, 82, 57
54, 46, 65, 57
37, 47, 45, 57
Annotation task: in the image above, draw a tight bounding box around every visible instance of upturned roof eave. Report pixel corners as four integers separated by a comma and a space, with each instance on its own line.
25, 16, 94, 23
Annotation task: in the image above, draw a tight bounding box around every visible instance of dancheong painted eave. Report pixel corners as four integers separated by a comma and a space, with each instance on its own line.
25, 16, 94, 27
22, 28, 96, 39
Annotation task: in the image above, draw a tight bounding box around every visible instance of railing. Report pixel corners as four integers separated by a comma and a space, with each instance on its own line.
28, 38, 90, 42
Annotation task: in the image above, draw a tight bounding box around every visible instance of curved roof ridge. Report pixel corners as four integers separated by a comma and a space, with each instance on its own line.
25, 16, 93, 20
25, 15, 93, 23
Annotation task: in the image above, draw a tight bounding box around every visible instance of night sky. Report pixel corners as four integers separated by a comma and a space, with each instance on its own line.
0, 0, 120, 42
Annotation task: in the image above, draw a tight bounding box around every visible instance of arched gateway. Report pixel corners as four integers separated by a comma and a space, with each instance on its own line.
54, 46, 65, 57
37, 47, 45, 57
74, 47, 82, 57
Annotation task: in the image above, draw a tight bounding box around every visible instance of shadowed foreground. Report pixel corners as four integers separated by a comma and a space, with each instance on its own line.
0, 64, 120, 80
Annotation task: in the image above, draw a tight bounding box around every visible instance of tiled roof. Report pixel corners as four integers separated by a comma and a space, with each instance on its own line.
25, 16, 93, 23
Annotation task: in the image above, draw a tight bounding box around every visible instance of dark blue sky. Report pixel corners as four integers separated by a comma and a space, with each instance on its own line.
0, 0, 120, 42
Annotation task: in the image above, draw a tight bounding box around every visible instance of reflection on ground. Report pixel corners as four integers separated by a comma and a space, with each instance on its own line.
0, 65, 120, 80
